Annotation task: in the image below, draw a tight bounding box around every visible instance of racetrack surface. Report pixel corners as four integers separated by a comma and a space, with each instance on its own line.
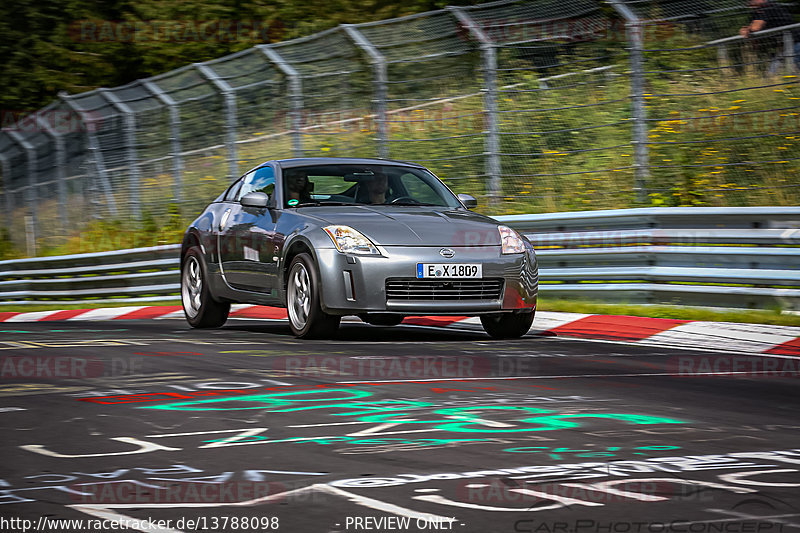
1, 318, 798, 533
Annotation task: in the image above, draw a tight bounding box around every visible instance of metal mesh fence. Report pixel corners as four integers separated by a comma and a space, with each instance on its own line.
356, 10, 487, 197
627, 0, 800, 207
464, 0, 637, 212
271, 28, 373, 159
1, 0, 798, 253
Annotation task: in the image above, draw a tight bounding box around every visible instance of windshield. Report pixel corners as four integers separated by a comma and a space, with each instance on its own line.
280, 164, 461, 209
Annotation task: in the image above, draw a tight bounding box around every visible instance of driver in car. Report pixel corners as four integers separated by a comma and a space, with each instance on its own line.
365, 172, 389, 204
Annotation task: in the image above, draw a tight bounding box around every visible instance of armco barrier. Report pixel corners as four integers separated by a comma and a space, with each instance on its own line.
0, 244, 180, 305
1, 208, 799, 310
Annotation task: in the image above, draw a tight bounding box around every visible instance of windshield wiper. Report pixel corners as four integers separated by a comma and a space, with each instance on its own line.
388, 202, 439, 206
293, 201, 357, 207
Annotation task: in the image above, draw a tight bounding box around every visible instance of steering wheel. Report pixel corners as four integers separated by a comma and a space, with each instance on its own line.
390, 196, 420, 204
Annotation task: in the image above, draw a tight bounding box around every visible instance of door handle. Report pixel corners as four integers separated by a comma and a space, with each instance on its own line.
219, 209, 232, 231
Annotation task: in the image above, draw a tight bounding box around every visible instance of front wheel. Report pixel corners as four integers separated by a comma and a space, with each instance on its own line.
181, 247, 230, 328
286, 253, 340, 338
480, 310, 534, 339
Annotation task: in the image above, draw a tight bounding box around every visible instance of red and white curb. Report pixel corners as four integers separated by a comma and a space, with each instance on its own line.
1, 305, 799, 356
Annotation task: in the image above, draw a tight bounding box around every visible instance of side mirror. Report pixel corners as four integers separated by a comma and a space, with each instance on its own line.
457, 193, 478, 209
240, 191, 269, 208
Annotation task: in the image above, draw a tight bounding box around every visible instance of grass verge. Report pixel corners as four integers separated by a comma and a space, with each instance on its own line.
538, 298, 800, 327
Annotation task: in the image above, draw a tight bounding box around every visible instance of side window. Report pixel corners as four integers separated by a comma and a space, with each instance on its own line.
224, 180, 243, 202
238, 166, 275, 200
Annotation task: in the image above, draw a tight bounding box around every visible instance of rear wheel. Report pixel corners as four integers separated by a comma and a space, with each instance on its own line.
480, 310, 534, 339
181, 247, 230, 328
287, 253, 340, 338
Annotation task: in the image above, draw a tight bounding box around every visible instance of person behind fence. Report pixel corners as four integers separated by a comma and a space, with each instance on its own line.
739, 0, 799, 73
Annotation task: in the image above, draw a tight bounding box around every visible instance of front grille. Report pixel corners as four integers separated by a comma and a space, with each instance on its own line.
386, 278, 504, 301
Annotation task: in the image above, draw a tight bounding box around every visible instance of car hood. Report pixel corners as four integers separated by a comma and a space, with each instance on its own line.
298, 206, 503, 247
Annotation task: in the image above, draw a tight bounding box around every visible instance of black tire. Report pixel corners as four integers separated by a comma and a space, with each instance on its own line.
181, 246, 230, 328
360, 313, 404, 327
480, 310, 534, 339
286, 253, 341, 338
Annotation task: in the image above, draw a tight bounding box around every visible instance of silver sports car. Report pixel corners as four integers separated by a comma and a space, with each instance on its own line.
180, 158, 538, 338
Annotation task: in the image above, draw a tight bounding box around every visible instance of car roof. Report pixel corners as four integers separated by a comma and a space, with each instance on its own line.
271, 157, 426, 170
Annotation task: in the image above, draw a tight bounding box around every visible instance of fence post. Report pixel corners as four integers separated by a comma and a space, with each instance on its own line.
258, 45, 305, 158
58, 92, 118, 217
342, 25, 389, 159
609, 1, 649, 204
449, 7, 501, 205
6, 130, 38, 255
717, 44, 729, 66
195, 63, 239, 181
142, 81, 183, 204
98, 89, 141, 219
34, 111, 69, 229
784, 30, 795, 73
0, 152, 13, 231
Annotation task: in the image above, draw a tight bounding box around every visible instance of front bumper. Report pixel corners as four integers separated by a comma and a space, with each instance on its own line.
315, 245, 538, 315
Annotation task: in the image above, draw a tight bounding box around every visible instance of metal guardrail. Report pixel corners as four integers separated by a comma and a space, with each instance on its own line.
1, 208, 799, 310
0, 244, 180, 305
498, 207, 800, 309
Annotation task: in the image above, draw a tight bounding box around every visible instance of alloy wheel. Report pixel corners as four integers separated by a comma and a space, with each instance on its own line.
288, 262, 311, 330
182, 256, 203, 319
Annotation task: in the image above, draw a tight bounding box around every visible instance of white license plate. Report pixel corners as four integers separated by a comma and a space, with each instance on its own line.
416, 263, 482, 278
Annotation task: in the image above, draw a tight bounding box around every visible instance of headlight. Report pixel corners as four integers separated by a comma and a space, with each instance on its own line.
323, 225, 380, 255
499, 225, 525, 254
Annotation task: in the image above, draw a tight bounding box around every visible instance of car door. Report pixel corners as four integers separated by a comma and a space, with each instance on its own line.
218, 165, 279, 295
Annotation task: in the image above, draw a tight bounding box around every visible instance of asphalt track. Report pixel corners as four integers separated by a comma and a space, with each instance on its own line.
0, 317, 798, 533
